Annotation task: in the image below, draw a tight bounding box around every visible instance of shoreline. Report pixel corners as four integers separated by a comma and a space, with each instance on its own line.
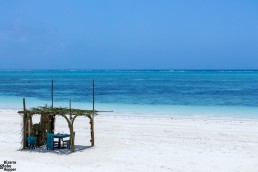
2, 106, 258, 120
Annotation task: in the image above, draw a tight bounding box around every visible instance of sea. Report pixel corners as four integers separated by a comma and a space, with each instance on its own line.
0, 70, 258, 118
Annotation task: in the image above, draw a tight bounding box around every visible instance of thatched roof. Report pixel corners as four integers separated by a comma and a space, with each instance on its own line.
18, 106, 94, 118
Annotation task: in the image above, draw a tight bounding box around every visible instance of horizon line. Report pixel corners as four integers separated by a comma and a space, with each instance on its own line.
0, 69, 258, 71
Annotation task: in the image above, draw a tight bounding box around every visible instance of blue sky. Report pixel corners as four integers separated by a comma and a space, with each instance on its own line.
0, 0, 257, 69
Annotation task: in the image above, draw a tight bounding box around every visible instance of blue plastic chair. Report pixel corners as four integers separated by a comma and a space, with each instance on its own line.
27, 136, 36, 149
46, 133, 54, 150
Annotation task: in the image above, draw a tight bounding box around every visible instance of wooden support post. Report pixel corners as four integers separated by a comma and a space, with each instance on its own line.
91, 79, 95, 146
22, 98, 27, 149
28, 115, 31, 137
69, 124, 75, 152
90, 118, 94, 146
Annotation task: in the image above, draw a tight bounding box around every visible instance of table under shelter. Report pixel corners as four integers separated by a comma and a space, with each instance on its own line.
18, 105, 95, 153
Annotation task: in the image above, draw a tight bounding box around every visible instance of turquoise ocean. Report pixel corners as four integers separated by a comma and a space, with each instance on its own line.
0, 70, 258, 118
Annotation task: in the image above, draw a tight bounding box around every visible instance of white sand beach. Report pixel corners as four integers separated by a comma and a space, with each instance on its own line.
0, 109, 258, 172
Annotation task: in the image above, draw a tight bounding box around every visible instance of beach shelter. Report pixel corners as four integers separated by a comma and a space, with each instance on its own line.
18, 80, 96, 153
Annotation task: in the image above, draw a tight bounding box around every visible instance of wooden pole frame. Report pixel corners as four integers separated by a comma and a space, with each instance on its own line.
51, 80, 55, 132
69, 99, 72, 120
22, 98, 27, 149
51, 80, 54, 108
20, 79, 98, 152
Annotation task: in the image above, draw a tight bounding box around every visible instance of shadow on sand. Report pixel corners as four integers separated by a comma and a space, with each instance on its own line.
20, 145, 92, 155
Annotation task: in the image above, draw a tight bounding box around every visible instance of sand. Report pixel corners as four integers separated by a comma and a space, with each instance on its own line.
0, 109, 258, 172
